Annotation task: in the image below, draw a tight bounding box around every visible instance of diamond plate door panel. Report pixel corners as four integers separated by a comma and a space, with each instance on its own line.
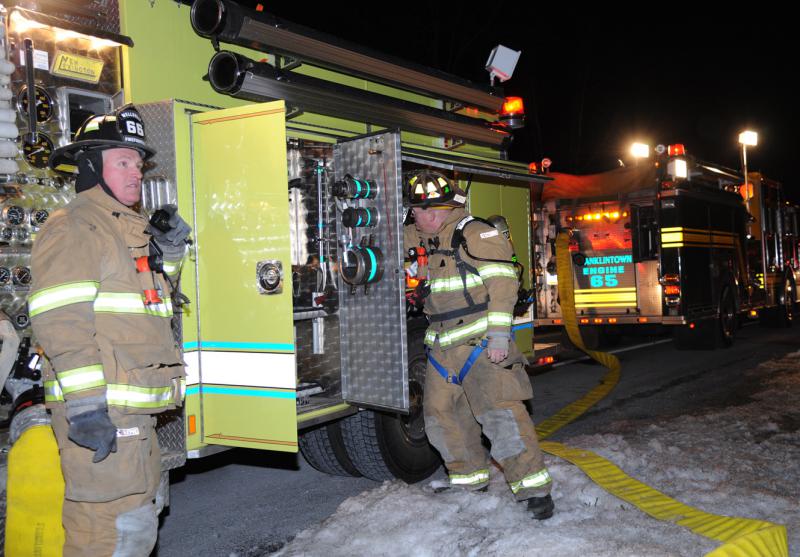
335, 131, 408, 412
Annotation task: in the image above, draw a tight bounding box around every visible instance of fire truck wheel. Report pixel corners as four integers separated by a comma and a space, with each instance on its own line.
299, 421, 362, 477
716, 286, 737, 347
781, 279, 796, 327
339, 321, 441, 483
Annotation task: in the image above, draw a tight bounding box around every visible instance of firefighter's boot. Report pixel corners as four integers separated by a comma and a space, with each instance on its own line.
526, 494, 555, 520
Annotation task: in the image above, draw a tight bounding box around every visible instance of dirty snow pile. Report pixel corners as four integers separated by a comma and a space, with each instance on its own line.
276, 351, 800, 557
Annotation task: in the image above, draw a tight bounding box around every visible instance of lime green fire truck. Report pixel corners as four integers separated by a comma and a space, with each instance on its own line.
1, 0, 549, 484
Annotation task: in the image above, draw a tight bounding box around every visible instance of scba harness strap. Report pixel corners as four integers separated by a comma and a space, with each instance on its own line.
427, 339, 488, 385
426, 216, 487, 306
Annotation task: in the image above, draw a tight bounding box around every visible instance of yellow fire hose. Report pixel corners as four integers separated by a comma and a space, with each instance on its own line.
536, 232, 788, 557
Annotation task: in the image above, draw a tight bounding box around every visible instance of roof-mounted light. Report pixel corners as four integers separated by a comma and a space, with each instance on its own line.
500, 96, 525, 129
668, 144, 685, 156
667, 158, 688, 180
630, 142, 650, 159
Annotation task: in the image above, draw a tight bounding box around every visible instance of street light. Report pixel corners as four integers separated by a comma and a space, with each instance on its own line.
738, 130, 758, 203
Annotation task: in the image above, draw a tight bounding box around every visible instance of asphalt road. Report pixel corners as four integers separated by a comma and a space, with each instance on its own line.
153, 324, 800, 556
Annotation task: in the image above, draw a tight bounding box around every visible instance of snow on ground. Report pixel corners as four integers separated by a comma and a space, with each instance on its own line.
274, 351, 800, 557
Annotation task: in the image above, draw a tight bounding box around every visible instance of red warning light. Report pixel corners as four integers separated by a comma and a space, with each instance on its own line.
528, 162, 538, 174
668, 144, 686, 156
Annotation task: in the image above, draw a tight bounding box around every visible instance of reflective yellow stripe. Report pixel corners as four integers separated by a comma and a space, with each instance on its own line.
28, 281, 99, 317
450, 469, 490, 486
44, 380, 176, 409
106, 384, 176, 409
429, 274, 483, 293
438, 317, 488, 347
56, 364, 105, 395
487, 312, 513, 327
94, 293, 173, 317
509, 468, 553, 494
424, 330, 437, 347
44, 380, 64, 402
477, 264, 516, 280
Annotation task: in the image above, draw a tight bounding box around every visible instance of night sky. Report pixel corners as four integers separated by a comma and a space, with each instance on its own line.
248, 3, 797, 201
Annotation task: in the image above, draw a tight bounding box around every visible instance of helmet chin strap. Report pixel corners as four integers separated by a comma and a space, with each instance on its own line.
75, 150, 123, 204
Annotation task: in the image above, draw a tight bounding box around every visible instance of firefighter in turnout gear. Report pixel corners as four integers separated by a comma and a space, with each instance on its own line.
404, 170, 554, 519
29, 105, 189, 556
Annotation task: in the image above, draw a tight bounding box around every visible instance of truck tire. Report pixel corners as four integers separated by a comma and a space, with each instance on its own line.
717, 286, 737, 347
340, 321, 440, 483
299, 421, 361, 477
674, 286, 736, 350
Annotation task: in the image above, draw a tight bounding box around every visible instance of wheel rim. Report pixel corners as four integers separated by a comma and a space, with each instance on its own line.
721, 292, 736, 340
399, 381, 427, 443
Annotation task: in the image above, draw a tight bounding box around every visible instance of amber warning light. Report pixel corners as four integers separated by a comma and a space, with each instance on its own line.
500, 97, 525, 129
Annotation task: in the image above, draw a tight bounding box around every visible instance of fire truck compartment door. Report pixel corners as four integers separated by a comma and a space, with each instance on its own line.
335, 131, 409, 412
188, 101, 297, 453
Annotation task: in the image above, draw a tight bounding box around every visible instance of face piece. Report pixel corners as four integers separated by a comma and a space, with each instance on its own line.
412, 206, 453, 234
101, 148, 144, 207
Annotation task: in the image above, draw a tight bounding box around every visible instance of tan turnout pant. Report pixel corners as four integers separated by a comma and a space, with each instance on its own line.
50, 406, 161, 557
424, 342, 552, 500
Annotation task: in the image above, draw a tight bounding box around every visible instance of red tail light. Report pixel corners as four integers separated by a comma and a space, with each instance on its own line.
664, 285, 681, 296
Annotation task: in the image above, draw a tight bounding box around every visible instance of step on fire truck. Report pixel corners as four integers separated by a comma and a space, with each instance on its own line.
0, 0, 550, 490
532, 144, 799, 349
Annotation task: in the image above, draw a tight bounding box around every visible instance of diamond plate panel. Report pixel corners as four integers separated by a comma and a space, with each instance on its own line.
335, 131, 407, 411
139, 101, 186, 470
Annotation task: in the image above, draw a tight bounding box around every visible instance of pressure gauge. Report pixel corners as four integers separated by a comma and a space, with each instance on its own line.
13, 228, 29, 242
17, 85, 54, 123
2, 205, 25, 226
30, 208, 49, 227
21, 132, 54, 169
0, 228, 12, 242
12, 266, 32, 286
0, 267, 10, 285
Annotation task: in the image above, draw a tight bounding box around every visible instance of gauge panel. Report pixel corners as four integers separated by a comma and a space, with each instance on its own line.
17, 85, 54, 123
21, 132, 54, 169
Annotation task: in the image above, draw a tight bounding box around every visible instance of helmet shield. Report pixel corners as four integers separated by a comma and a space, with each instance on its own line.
49, 105, 156, 174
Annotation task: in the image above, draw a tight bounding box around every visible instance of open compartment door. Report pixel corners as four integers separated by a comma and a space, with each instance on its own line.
335, 131, 408, 412
189, 101, 297, 452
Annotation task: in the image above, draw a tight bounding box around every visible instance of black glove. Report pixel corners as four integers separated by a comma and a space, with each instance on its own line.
67, 407, 118, 463
149, 205, 191, 261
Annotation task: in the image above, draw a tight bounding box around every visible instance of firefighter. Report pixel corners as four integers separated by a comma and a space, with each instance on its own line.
28, 105, 189, 556
404, 169, 554, 519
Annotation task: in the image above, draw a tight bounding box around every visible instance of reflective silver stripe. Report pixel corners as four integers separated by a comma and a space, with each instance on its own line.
44, 381, 175, 409
478, 264, 517, 280
93, 293, 173, 317
450, 469, 490, 485
510, 468, 552, 494
57, 364, 106, 395
488, 312, 513, 327
429, 274, 483, 293
144, 297, 173, 318
28, 281, 99, 317
94, 292, 147, 314
106, 384, 175, 409
44, 380, 64, 402
439, 317, 488, 347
